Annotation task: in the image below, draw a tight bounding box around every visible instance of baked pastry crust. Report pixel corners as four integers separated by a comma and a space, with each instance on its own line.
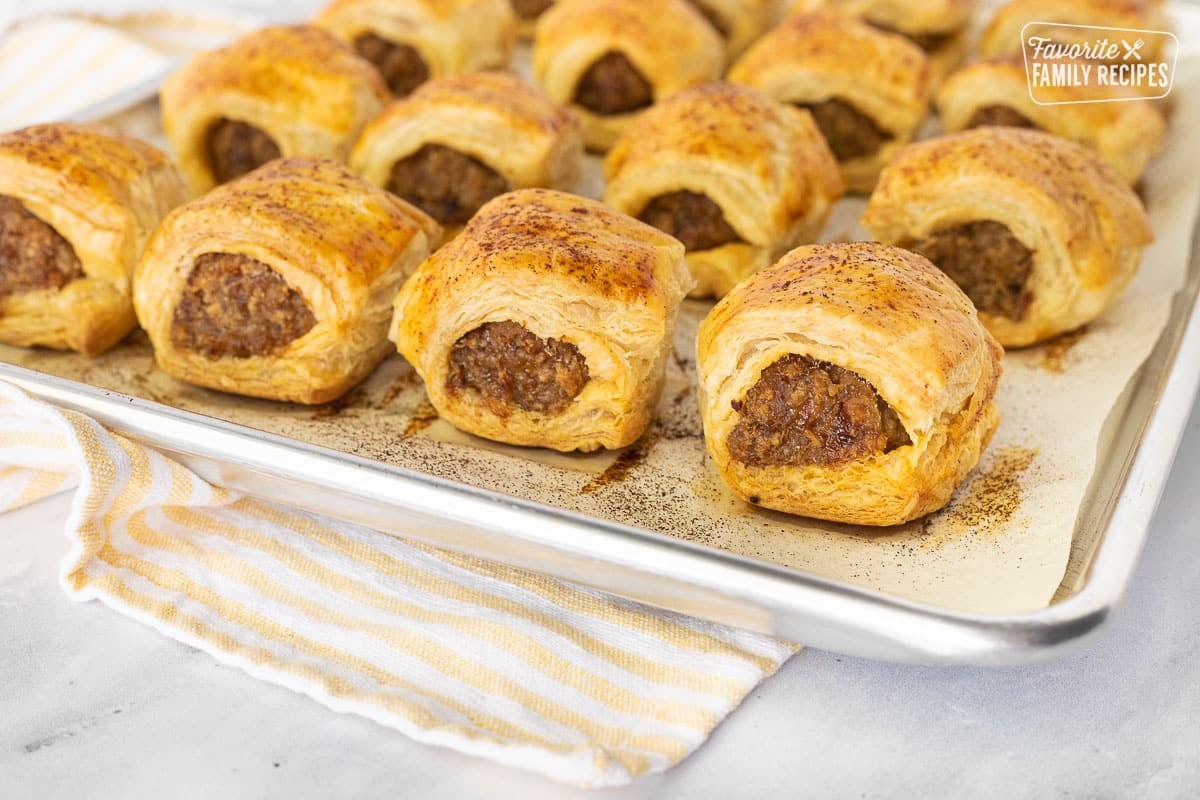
604, 82, 844, 298
979, 0, 1169, 61
862, 127, 1152, 347
727, 11, 931, 193
532, 0, 724, 151
391, 188, 691, 452
0, 123, 187, 356
692, 0, 779, 58
313, 0, 517, 89
351, 71, 583, 236
937, 57, 1166, 184
160, 25, 389, 195
697, 242, 1002, 526
135, 157, 440, 404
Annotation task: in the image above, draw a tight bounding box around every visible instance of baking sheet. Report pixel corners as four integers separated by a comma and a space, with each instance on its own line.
2, 5, 1199, 617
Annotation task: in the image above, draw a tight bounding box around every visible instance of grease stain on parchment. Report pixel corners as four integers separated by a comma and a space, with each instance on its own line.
922, 445, 1039, 550
580, 432, 661, 494
1039, 326, 1089, 373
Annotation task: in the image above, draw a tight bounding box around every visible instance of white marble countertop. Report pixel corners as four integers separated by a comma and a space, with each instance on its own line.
2, 396, 1198, 798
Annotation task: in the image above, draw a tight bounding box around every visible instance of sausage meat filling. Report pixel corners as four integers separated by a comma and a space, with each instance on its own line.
171, 253, 316, 359
207, 118, 281, 184
387, 144, 510, 225
354, 32, 430, 97
965, 105, 1036, 130
907, 220, 1034, 321
798, 98, 891, 161
573, 52, 653, 116
446, 321, 589, 416
0, 195, 83, 300
728, 355, 910, 468
637, 191, 742, 252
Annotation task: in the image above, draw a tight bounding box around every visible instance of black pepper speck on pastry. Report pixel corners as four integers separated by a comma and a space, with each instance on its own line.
0, 123, 187, 356
697, 242, 1002, 526
135, 157, 440, 404
727, 10, 931, 193
862, 127, 1152, 347
160, 25, 389, 195
313, 0, 516, 99
604, 82, 843, 298
391, 189, 691, 452
532, 0, 723, 151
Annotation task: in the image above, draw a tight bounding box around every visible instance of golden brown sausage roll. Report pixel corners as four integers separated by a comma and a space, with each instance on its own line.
791, 0, 974, 84
314, 0, 517, 97
979, 0, 1169, 61
697, 242, 1002, 526
937, 57, 1166, 185
862, 128, 1152, 347
350, 72, 583, 234
161, 25, 388, 195
604, 83, 844, 298
727, 11, 932, 194
391, 188, 690, 452
0, 123, 187, 356
135, 157, 440, 404
532, 0, 724, 152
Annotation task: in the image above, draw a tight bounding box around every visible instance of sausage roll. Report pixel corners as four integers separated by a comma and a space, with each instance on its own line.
0, 123, 187, 356
791, 0, 975, 84
979, 0, 1169, 61
862, 128, 1152, 347
937, 57, 1166, 185
697, 242, 1002, 526
727, 11, 932, 194
135, 157, 440, 404
604, 83, 844, 298
161, 25, 388, 195
391, 188, 690, 452
351, 72, 583, 234
532, 0, 724, 152
313, 0, 516, 97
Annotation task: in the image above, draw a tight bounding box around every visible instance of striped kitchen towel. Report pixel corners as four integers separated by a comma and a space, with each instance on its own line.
0, 379, 796, 786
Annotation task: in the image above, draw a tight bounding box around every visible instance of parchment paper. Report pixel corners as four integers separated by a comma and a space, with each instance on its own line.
3, 4, 1199, 615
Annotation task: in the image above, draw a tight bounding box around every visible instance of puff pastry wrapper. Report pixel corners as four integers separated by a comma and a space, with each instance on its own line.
727, 11, 931, 193
350, 72, 583, 231
604, 83, 843, 298
979, 0, 1169, 61
391, 188, 691, 452
0, 123, 187, 356
134, 157, 439, 404
160, 25, 389, 195
313, 0, 516, 90
697, 242, 1002, 526
862, 128, 1152, 347
532, 0, 723, 151
936, 56, 1166, 184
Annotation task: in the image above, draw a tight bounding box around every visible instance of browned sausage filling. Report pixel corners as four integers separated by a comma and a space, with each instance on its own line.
637, 191, 742, 252
387, 144, 510, 225
511, 0, 554, 20
446, 320, 589, 416
965, 105, 1036, 130
354, 32, 430, 97
207, 118, 281, 184
728, 354, 910, 468
0, 195, 83, 301
687, 0, 729, 37
574, 52, 653, 116
798, 98, 891, 161
171, 252, 316, 359
907, 220, 1034, 321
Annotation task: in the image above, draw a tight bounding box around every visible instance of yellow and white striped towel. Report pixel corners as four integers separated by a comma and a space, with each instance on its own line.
0, 379, 796, 786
